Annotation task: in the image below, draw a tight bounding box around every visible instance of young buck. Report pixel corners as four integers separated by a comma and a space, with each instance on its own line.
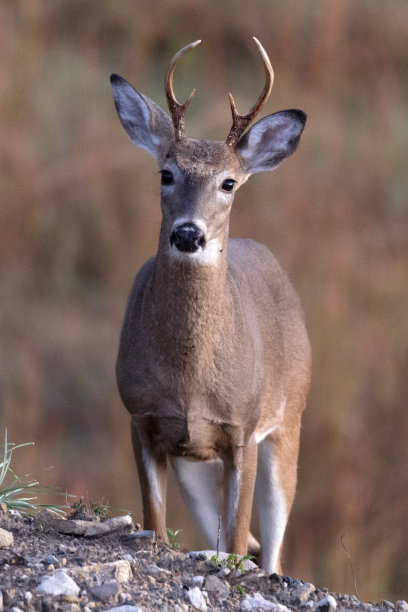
111, 38, 311, 573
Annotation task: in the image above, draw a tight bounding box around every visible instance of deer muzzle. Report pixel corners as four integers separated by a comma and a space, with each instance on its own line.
170, 223, 206, 253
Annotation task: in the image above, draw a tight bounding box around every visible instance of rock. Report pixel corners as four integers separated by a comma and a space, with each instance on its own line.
188, 550, 217, 561
120, 530, 155, 546
35, 570, 81, 597
146, 563, 171, 575
188, 576, 205, 587
185, 586, 207, 611
104, 606, 142, 612
216, 566, 231, 578
57, 519, 90, 535
90, 580, 120, 601
396, 602, 408, 611
33, 508, 64, 530
0, 590, 2, 612
44, 554, 59, 566
204, 574, 230, 602
0, 527, 13, 547
187, 549, 257, 572
85, 515, 133, 537
241, 592, 290, 611
316, 595, 338, 611
292, 581, 316, 603
113, 559, 132, 583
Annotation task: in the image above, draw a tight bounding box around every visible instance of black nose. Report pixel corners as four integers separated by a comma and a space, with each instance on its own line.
170, 223, 206, 253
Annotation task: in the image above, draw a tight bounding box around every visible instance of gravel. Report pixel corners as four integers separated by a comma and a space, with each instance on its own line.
0, 505, 406, 611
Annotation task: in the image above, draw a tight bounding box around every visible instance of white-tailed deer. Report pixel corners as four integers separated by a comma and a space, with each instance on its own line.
111, 38, 311, 573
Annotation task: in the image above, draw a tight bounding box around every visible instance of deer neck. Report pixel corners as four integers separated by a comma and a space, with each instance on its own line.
148, 231, 230, 368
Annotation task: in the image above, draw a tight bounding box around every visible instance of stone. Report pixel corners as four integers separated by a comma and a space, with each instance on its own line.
104, 606, 142, 612
0, 527, 13, 547
33, 508, 64, 530
241, 592, 290, 611
204, 574, 230, 602
396, 602, 408, 612
35, 570, 80, 597
187, 550, 216, 561
0, 590, 3, 612
90, 581, 120, 602
292, 581, 316, 603
216, 567, 231, 578
188, 576, 205, 587
316, 595, 338, 611
56, 519, 90, 535
187, 549, 257, 572
85, 515, 133, 537
113, 560, 132, 583
185, 587, 207, 611
146, 563, 171, 575
44, 554, 59, 566
120, 530, 155, 547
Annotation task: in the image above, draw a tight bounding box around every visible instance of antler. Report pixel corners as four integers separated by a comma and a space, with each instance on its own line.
226, 38, 274, 147
165, 40, 201, 140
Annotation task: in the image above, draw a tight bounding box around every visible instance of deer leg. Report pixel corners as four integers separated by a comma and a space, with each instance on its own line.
255, 419, 301, 574
131, 421, 168, 541
223, 436, 258, 556
170, 456, 226, 550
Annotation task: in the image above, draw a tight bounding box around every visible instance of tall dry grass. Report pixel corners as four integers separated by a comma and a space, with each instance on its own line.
0, 0, 407, 602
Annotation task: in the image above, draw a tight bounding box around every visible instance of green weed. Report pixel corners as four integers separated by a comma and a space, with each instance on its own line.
0, 429, 70, 515
166, 527, 182, 550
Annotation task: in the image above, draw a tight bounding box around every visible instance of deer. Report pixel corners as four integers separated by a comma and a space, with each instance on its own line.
110, 38, 311, 574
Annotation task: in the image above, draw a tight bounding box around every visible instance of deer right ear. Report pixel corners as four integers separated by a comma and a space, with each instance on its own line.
110, 74, 174, 161
235, 110, 306, 174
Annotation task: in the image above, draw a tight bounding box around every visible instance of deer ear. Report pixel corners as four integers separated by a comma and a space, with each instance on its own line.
235, 110, 306, 174
110, 74, 174, 161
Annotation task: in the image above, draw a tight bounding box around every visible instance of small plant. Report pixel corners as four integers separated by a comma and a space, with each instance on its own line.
0, 429, 69, 515
69, 496, 111, 520
166, 527, 182, 550
210, 552, 255, 576
236, 584, 246, 596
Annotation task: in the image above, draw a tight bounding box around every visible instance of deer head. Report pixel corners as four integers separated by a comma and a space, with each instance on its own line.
110, 38, 306, 264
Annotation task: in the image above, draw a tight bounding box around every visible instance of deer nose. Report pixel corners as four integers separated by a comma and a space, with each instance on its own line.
170, 223, 206, 253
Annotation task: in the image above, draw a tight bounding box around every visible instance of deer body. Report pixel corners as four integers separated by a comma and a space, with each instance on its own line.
111, 40, 311, 573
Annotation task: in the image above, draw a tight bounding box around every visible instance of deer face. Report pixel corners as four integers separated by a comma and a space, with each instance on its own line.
159, 138, 246, 262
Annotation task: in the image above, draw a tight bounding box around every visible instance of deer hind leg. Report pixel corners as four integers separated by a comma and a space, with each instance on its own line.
131, 420, 168, 541
170, 456, 226, 550
255, 418, 301, 574
170, 456, 261, 555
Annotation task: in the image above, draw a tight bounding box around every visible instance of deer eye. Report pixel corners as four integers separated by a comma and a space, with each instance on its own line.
161, 170, 174, 185
221, 178, 236, 192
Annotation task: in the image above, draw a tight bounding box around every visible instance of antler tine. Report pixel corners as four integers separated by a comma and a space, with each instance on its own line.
226, 37, 274, 147
165, 40, 201, 140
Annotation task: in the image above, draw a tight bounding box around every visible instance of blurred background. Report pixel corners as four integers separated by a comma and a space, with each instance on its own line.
1, 0, 407, 603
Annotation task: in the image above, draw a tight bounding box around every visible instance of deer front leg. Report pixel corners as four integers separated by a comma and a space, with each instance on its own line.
131, 420, 168, 541
223, 435, 257, 556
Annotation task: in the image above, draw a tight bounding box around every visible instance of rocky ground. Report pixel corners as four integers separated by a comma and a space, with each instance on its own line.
0, 505, 407, 612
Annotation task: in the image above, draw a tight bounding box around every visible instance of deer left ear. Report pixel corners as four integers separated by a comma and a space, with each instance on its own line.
235, 110, 306, 174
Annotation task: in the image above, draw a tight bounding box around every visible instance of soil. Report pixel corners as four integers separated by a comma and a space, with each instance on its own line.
0, 505, 406, 612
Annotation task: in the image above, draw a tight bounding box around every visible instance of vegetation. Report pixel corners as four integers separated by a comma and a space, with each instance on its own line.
0, 430, 67, 514
211, 553, 255, 576
166, 527, 183, 551
0, 0, 407, 602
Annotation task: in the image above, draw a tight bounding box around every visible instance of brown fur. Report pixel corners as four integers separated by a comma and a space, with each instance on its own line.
111, 53, 311, 565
